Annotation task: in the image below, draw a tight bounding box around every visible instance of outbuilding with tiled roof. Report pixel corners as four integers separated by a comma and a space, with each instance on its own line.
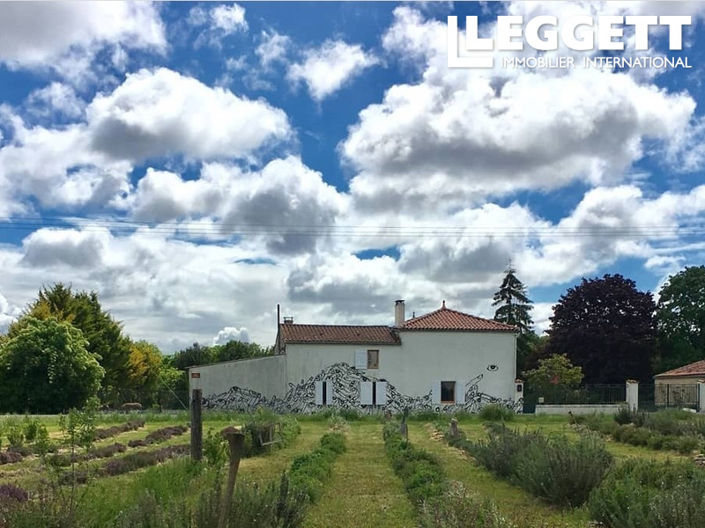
653, 359, 705, 408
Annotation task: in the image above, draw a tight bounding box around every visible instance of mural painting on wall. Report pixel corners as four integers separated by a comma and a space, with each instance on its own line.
203, 362, 522, 414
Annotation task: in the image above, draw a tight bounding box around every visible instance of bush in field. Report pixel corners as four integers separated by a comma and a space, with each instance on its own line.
588, 459, 705, 528
465, 424, 612, 507
420, 482, 515, 528
4, 419, 24, 449
383, 422, 446, 507
478, 404, 514, 422
21, 417, 41, 443
289, 432, 346, 502
515, 434, 613, 507
95, 419, 145, 440
203, 428, 228, 467
102, 444, 189, 476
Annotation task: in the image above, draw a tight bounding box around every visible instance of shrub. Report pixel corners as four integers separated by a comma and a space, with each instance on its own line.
467, 426, 539, 479
614, 406, 633, 425
383, 422, 446, 507
203, 429, 228, 467
95, 419, 145, 441
515, 434, 613, 507
588, 459, 705, 528
478, 404, 514, 422
289, 432, 346, 502
420, 482, 516, 528
102, 444, 189, 476
4, 420, 24, 449
21, 417, 41, 443
0, 484, 28, 503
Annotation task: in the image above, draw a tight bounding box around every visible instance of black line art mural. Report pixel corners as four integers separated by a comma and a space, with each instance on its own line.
203, 362, 522, 413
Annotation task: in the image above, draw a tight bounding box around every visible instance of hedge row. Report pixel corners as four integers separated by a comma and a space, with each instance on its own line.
127, 425, 188, 448
94, 419, 145, 441
582, 415, 703, 454
447, 423, 612, 507
589, 459, 705, 528
288, 432, 346, 502
382, 422, 446, 507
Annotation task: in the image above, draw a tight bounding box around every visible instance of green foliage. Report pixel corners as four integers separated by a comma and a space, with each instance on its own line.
4, 418, 24, 448
478, 404, 515, 422
289, 432, 346, 502
127, 341, 163, 395
383, 422, 447, 508
10, 284, 132, 402
419, 482, 518, 528
21, 416, 41, 443
588, 459, 705, 528
524, 354, 583, 401
466, 424, 612, 506
492, 266, 535, 374
655, 266, 705, 372
203, 429, 228, 467
546, 274, 657, 383
0, 317, 104, 413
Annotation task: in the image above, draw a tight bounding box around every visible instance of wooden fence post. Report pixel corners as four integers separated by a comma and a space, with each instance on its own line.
218, 426, 246, 528
191, 389, 203, 462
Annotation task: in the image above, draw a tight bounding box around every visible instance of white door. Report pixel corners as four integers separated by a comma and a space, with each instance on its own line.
360, 381, 373, 405
376, 381, 388, 405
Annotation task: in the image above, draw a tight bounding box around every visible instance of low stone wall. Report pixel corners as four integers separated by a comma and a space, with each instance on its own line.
534, 404, 624, 415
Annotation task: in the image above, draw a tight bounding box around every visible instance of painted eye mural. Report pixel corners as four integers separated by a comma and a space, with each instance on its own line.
487, 364, 499, 372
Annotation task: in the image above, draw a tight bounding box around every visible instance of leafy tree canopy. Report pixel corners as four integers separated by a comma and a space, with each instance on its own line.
127, 340, 163, 392
0, 317, 104, 413
546, 274, 656, 384
9, 283, 131, 397
656, 266, 705, 372
525, 354, 584, 396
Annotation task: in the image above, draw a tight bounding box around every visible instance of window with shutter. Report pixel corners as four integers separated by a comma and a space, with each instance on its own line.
455, 380, 466, 404
360, 381, 373, 405
314, 381, 324, 406
431, 381, 441, 404
376, 381, 388, 405
354, 349, 367, 369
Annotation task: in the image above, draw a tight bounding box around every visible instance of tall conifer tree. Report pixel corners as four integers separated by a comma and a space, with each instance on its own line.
493, 265, 535, 374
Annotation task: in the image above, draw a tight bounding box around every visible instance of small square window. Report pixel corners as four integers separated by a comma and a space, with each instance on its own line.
441, 381, 456, 404
367, 349, 379, 369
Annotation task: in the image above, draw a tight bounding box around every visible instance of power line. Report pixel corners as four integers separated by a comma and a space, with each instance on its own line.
0, 216, 704, 240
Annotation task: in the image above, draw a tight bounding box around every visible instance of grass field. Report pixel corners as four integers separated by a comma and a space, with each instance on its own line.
0, 412, 697, 527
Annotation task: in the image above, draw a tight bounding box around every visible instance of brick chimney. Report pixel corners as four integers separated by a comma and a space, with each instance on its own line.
394, 300, 405, 326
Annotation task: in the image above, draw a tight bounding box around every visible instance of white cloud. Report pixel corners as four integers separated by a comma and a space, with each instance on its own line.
0, 68, 291, 213
211, 4, 247, 33
128, 156, 347, 255
288, 40, 378, 101
213, 326, 250, 345
0, 2, 164, 70
256, 30, 290, 67
26, 83, 85, 120
343, 7, 697, 215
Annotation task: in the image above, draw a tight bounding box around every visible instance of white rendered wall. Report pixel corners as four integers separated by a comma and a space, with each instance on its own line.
285, 330, 516, 401
189, 355, 287, 399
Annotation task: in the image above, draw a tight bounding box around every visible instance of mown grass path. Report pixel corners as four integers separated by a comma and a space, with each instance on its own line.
303, 423, 417, 528
407, 422, 591, 528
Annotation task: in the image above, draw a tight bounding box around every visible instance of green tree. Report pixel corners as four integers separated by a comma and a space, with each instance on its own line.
656, 266, 705, 372
0, 318, 104, 413
127, 341, 163, 394
525, 354, 584, 401
546, 274, 656, 383
493, 265, 535, 375
10, 284, 131, 401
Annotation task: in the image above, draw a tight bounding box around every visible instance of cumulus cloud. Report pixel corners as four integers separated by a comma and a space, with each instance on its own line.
0, 68, 291, 213
256, 30, 290, 67
343, 6, 697, 214
25, 83, 85, 120
288, 40, 378, 101
21, 228, 109, 269
213, 326, 250, 345
0, 2, 164, 72
189, 3, 247, 48
128, 156, 347, 254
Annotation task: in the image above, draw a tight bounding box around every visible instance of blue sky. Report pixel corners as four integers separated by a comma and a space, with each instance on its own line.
0, 1, 704, 351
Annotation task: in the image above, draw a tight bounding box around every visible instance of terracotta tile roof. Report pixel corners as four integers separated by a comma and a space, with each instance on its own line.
655, 359, 705, 378
399, 304, 516, 332
279, 324, 401, 345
